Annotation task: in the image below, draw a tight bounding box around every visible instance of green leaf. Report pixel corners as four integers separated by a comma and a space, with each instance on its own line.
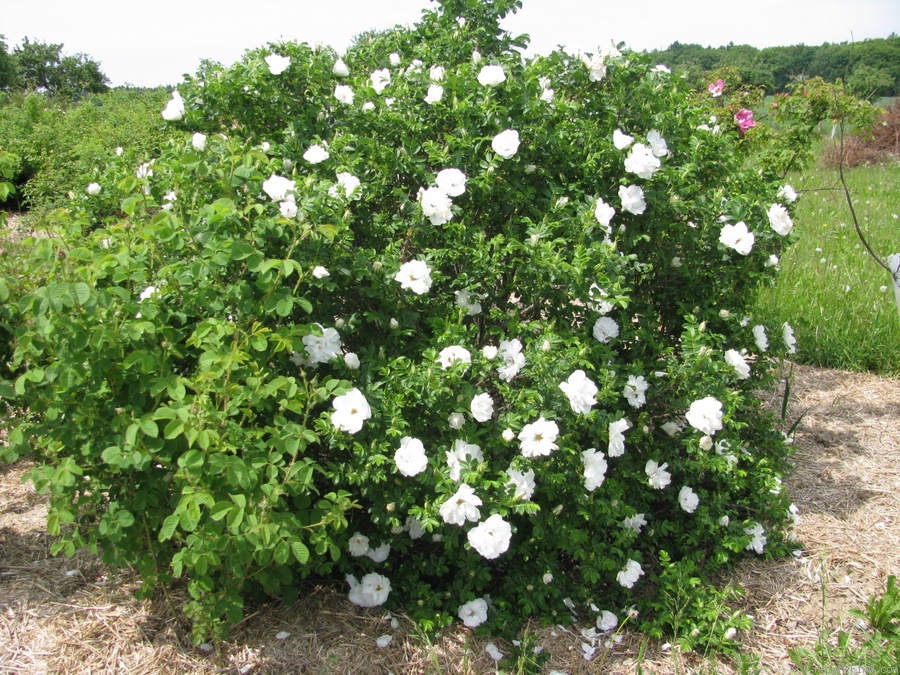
159, 514, 179, 542
164, 420, 185, 440
139, 418, 159, 438
290, 540, 310, 565
210, 501, 233, 521
178, 449, 205, 470
73, 282, 92, 306
275, 295, 293, 317
101, 446, 124, 467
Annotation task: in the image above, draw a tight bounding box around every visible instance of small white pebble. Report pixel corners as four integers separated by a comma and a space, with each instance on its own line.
376, 635, 393, 648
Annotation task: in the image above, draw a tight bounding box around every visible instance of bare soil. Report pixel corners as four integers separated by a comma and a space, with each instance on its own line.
1, 363, 898, 674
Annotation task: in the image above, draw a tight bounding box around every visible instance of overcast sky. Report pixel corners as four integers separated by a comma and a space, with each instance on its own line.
3, 0, 898, 88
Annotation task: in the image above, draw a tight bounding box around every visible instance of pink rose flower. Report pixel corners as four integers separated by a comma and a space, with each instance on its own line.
708, 78, 724, 97
734, 109, 755, 135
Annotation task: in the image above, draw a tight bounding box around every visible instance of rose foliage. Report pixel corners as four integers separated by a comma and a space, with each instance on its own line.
1, 0, 823, 646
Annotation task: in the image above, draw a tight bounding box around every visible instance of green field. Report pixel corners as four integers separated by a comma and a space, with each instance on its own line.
754, 150, 900, 376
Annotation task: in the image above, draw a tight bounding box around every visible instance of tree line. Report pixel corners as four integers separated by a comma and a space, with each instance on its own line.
0, 35, 109, 97
651, 35, 899, 99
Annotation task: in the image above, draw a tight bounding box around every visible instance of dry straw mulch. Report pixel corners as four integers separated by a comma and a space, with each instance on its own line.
1, 364, 898, 674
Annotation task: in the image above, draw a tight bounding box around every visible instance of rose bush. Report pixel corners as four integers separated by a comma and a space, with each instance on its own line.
1, 0, 839, 648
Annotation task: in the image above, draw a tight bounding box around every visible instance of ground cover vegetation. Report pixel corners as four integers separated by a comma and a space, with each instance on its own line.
0, 0, 891, 658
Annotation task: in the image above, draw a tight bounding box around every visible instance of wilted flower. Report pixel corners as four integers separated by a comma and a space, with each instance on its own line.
518, 417, 559, 458
477, 64, 506, 86
597, 611, 618, 632
491, 129, 520, 159
467, 513, 512, 559
394, 259, 433, 294
485, 643, 504, 661
719, 221, 755, 255
331, 388, 371, 434
264, 54, 291, 75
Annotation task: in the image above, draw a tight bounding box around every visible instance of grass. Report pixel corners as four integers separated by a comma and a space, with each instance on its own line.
754, 148, 900, 376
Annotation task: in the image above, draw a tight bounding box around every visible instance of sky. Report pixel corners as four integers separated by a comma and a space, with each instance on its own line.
3, 0, 898, 88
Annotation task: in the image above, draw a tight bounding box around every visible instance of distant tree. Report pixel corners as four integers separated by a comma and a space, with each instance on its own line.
0, 35, 17, 89
12, 37, 109, 96
847, 63, 895, 99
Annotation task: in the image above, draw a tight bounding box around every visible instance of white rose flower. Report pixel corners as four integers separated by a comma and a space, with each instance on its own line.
608, 417, 631, 457
518, 417, 559, 458
424, 84, 444, 104
592, 316, 619, 343
618, 184, 646, 215
362, 101, 375, 111
454, 289, 482, 315
491, 129, 520, 159
616, 559, 644, 589
597, 611, 618, 632
348, 572, 391, 607
506, 466, 536, 500
582, 448, 608, 491
558, 369, 598, 414
777, 184, 798, 203
613, 129, 633, 150
419, 186, 454, 225
624, 143, 661, 179
482, 344, 498, 360
448, 412, 465, 429
686, 396, 724, 435
622, 513, 647, 533
467, 513, 512, 559
435, 168, 467, 197
501, 428, 515, 442
647, 129, 669, 157
406, 515, 424, 539
394, 436, 428, 477
389, 52, 401, 66
348, 533, 370, 556
446, 439, 483, 481
497, 338, 525, 381
344, 352, 360, 370
594, 198, 616, 231
745, 523, 767, 554
752, 324, 769, 352
332, 58, 350, 77
86, 182, 101, 196
334, 84, 354, 104
458, 598, 488, 628
623, 375, 649, 408
437, 345, 472, 370
331, 388, 371, 434
477, 64, 506, 86
370, 68, 391, 93
312, 266, 330, 279
782, 322, 797, 354
429, 64, 445, 82
302, 325, 342, 364
161, 90, 185, 121
367, 542, 391, 563
262, 174, 295, 202
394, 259, 433, 294
470, 392, 494, 422
645, 459, 671, 489
679, 486, 699, 513
279, 199, 298, 218
724, 349, 751, 379
439, 483, 482, 525
768, 203, 793, 236
719, 221, 755, 255
329, 172, 361, 199
264, 54, 291, 75
303, 144, 329, 164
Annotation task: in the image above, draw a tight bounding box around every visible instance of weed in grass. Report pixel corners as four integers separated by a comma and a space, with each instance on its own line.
755, 155, 900, 376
